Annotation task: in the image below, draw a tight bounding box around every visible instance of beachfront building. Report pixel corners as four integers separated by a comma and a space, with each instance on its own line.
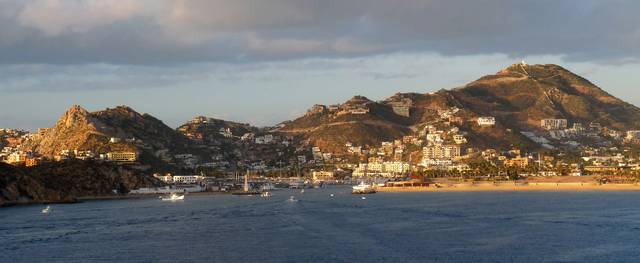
172, 175, 204, 184
154, 174, 174, 183
422, 145, 462, 159
504, 156, 531, 168
312, 171, 335, 182
352, 161, 411, 177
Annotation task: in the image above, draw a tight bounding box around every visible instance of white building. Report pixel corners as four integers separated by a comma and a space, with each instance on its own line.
312, 171, 335, 182
154, 174, 174, 183
426, 133, 443, 144
626, 130, 640, 141
477, 117, 496, 127
172, 175, 204, 184
422, 145, 462, 159
348, 146, 362, 154
353, 161, 411, 177
219, 127, 233, 138
241, 133, 255, 141
453, 135, 467, 144
541, 119, 568, 130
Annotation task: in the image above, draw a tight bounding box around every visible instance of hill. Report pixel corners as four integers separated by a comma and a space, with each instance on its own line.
450, 63, 640, 131
176, 116, 257, 142
25, 105, 192, 165
275, 95, 412, 152
276, 63, 640, 153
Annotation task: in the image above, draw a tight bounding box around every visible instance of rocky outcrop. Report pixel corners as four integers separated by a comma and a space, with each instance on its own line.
0, 161, 164, 207
25, 105, 191, 166
0, 163, 73, 206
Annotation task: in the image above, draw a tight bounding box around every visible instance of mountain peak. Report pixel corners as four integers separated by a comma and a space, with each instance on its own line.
65, 104, 89, 115
344, 95, 372, 105
497, 63, 570, 77
102, 105, 138, 115
60, 105, 92, 128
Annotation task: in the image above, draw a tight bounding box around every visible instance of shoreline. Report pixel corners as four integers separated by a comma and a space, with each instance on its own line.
1, 191, 233, 208
377, 182, 640, 192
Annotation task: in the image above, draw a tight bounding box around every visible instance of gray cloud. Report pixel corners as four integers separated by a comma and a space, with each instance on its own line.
0, 0, 638, 65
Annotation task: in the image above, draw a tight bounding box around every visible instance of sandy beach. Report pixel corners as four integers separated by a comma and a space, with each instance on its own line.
378, 182, 640, 192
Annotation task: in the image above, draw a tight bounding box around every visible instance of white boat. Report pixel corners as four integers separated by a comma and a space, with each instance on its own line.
161, 193, 185, 201
352, 182, 377, 194
41, 205, 51, 214
287, 195, 298, 202
261, 191, 272, 197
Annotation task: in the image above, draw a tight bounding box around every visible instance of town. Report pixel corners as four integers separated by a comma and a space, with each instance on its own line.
4, 104, 640, 188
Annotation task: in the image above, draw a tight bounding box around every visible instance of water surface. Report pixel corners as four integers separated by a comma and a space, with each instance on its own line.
2, 187, 640, 262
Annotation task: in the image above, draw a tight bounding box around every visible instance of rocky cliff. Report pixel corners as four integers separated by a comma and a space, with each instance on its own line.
0, 160, 164, 206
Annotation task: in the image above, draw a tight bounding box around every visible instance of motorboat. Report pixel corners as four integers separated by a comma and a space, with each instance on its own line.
352, 182, 377, 194
261, 191, 272, 197
41, 205, 51, 214
161, 193, 185, 201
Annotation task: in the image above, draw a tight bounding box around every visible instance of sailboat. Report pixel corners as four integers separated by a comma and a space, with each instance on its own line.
232, 170, 261, 195
41, 205, 51, 214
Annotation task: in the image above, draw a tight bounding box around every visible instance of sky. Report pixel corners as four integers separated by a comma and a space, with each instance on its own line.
1, 0, 640, 130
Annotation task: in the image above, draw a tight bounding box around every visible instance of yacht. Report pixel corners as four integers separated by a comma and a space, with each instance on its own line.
41, 205, 51, 214
352, 182, 377, 194
161, 193, 185, 201
261, 191, 272, 197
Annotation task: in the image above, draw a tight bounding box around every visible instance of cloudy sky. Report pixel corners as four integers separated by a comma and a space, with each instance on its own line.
1, 0, 640, 130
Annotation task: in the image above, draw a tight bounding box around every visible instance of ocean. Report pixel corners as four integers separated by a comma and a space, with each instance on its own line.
2, 187, 640, 262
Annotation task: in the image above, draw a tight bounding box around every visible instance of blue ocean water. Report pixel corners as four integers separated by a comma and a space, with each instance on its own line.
2, 187, 640, 263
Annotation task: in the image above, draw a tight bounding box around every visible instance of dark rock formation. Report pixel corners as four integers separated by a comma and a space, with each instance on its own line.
0, 160, 164, 207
